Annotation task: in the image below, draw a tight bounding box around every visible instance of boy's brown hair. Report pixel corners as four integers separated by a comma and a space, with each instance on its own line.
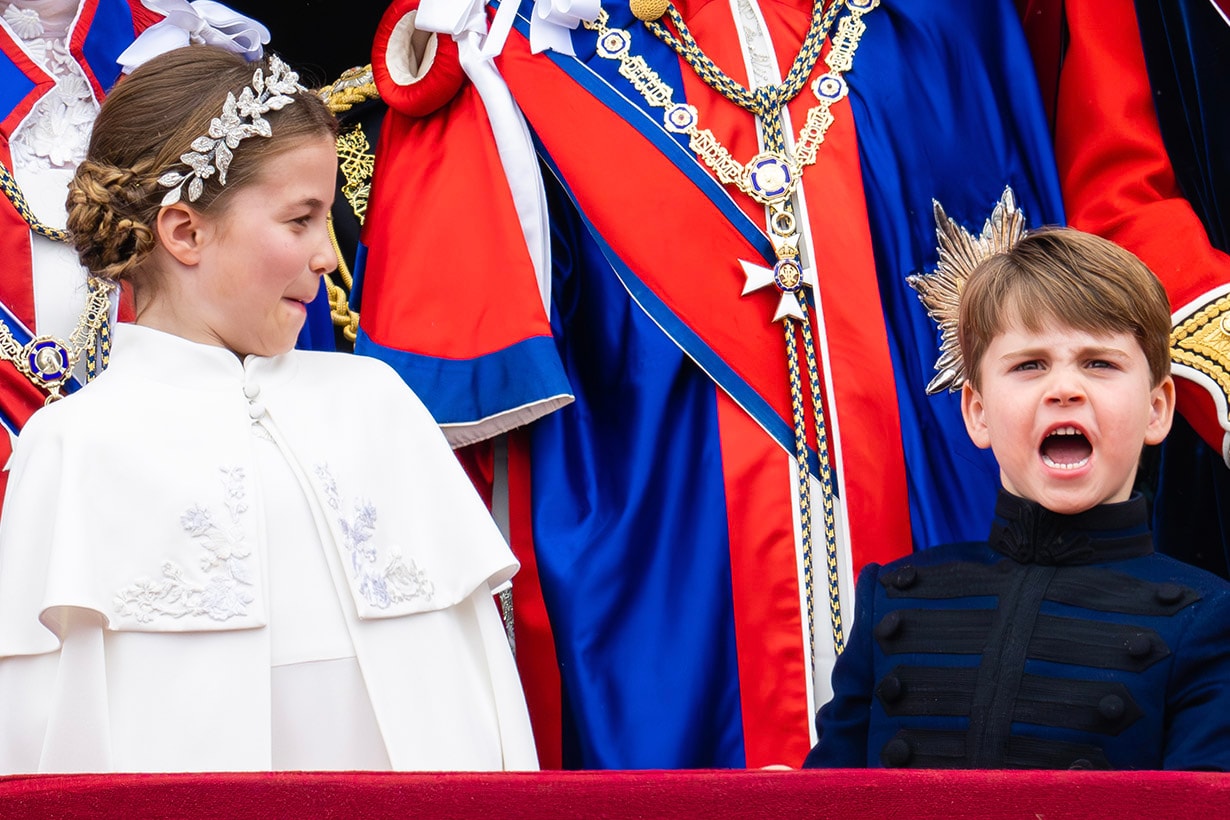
959, 227, 1172, 389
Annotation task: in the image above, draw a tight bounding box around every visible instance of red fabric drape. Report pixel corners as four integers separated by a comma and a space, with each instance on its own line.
1, 769, 1226, 819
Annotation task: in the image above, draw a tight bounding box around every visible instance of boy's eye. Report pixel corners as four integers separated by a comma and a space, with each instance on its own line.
1086, 359, 1116, 370
1011, 360, 1043, 372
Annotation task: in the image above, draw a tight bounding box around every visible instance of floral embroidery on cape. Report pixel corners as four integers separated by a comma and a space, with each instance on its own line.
114, 467, 255, 623
315, 464, 435, 609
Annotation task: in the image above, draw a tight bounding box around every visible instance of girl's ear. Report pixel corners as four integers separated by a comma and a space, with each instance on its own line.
155, 203, 209, 266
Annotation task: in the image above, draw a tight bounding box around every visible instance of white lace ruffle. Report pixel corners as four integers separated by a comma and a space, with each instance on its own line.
4, 3, 99, 171
2, 4, 42, 39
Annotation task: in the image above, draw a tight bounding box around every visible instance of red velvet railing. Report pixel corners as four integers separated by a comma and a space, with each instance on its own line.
1, 769, 1227, 818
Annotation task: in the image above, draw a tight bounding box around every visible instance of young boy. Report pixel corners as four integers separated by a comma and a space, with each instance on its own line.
802, 227, 1230, 770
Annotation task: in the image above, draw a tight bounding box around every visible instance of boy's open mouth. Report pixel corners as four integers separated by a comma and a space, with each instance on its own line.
1040, 425, 1092, 470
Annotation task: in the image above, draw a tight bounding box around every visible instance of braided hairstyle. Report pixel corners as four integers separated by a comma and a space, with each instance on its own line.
66, 45, 338, 293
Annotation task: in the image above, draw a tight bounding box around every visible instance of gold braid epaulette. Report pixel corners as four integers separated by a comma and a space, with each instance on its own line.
317, 64, 380, 114
1172, 293, 1230, 421
316, 65, 381, 343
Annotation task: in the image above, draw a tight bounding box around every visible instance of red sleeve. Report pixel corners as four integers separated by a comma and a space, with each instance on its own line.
358, 0, 569, 442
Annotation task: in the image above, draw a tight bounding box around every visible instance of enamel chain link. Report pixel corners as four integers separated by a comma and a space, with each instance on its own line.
591, 0, 877, 663
0, 163, 114, 401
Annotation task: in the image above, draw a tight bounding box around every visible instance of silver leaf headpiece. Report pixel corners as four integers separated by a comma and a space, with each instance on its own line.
905, 186, 1029, 394
157, 54, 306, 207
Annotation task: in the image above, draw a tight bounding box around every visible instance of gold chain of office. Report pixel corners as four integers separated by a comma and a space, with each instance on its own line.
593, 1, 877, 667
0, 162, 113, 402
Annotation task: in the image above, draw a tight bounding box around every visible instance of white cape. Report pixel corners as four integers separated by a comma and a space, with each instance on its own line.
0, 324, 538, 772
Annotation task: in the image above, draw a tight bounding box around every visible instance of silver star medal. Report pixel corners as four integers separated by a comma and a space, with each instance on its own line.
907, 186, 1028, 394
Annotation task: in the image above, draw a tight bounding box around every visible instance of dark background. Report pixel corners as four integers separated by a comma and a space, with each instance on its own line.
225, 1, 388, 86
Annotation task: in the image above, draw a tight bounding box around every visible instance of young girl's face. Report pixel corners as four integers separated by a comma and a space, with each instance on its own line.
181, 135, 337, 358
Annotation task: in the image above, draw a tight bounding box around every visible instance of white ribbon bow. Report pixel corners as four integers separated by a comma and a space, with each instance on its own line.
529, 0, 601, 55
418, 0, 599, 57
117, 0, 270, 73
416, 0, 490, 37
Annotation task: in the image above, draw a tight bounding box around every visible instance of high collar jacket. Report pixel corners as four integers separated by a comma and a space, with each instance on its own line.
804, 491, 1230, 771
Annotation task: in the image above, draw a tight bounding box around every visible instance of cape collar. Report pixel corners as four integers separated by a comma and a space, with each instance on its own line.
107, 321, 298, 391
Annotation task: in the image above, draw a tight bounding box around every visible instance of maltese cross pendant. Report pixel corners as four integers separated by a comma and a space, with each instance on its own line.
739, 203, 817, 323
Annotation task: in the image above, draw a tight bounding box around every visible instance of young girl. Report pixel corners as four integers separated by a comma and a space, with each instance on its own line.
0, 44, 537, 773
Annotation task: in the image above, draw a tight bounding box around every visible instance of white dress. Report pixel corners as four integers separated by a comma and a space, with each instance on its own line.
0, 323, 539, 772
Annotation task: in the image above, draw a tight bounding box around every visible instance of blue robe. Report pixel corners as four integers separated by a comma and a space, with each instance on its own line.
358, 0, 1064, 768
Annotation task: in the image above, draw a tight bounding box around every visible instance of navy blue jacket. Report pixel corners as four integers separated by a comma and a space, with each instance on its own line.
804, 491, 1230, 770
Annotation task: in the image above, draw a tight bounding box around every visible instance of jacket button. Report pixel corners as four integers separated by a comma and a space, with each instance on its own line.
1155, 583, 1183, 605
874, 611, 902, 639
881, 738, 912, 767
1126, 634, 1152, 658
248, 402, 267, 420
1097, 694, 1125, 720
243, 382, 260, 399
890, 566, 918, 590
876, 674, 904, 704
